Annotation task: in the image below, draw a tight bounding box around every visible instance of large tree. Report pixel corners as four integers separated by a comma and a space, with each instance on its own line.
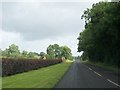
61, 46, 73, 60
2, 44, 20, 58
46, 44, 60, 59
46, 44, 73, 60
78, 2, 120, 66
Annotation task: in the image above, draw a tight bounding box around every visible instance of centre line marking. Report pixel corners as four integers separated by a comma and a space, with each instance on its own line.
94, 71, 102, 77
107, 79, 120, 87
89, 68, 92, 70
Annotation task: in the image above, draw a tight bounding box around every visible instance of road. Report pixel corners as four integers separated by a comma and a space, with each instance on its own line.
55, 59, 120, 88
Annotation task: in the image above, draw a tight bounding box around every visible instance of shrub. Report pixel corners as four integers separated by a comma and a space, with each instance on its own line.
2, 58, 62, 77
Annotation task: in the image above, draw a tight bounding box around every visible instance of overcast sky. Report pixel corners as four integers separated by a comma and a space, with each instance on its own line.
0, 0, 109, 56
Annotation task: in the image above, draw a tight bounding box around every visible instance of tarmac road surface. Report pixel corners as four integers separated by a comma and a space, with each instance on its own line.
55, 59, 120, 88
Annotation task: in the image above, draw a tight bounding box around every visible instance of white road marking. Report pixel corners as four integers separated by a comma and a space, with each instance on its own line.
88, 67, 102, 77
107, 79, 120, 87
94, 71, 102, 77
87, 66, 120, 87
89, 68, 92, 70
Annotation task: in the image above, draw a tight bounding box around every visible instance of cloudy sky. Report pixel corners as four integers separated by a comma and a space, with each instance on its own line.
0, 0, 110, 56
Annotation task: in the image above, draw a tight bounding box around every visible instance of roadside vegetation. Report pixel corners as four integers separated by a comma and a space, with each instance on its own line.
1, 43, 73, 76
1, 43, 73, 88
2, 62, 72, 88
77, 2, 120, 69
0, 77, 1, 90
2, 58, 62, 77
0, 44, 73, 60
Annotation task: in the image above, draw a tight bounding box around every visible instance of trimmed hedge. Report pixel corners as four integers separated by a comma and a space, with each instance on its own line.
2, 58, 62, 77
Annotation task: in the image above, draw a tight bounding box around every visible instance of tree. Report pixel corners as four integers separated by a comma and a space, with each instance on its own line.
2, 49, 10, 57
46, 54, 54, 60
46, 44, 73, 60
53, 44, 61, 58
46, 44, 59, 59
40, 52, 46, 59
0, 49, 2, 53
33, 52, 39, 56
27, 52, 35, 58
21, 50, 28, 58
8, 44, 20, 58
2, 44, 20, 58
0, 49, 2, 58
78, 2, 120, 66
61, 46, 73, 60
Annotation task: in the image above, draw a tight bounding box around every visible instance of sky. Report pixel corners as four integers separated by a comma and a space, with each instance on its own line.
0, 0, 111, 56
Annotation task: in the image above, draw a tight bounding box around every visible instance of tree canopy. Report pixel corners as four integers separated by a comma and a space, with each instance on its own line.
78, 2, 120, 66
46, 44, 73, 60
2, 44, 20, 58
1, 43, 73, 60
21, 50, 28, 58
40, 52, 46, 59
1, 44, 37, 59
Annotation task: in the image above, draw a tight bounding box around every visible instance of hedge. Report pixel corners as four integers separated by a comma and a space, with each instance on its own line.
2, 58, 62, 77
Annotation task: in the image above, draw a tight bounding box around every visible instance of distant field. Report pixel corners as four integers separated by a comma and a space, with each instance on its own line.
2, 62, 72, 88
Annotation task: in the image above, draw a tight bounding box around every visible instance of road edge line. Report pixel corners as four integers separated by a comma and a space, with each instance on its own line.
89, 68, 92, 70
93, 71, 102, 77
107, 79, 120, 87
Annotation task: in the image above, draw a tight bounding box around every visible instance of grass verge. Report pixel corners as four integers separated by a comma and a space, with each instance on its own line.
84, 60, 120, 73
0, 77, 2, 90
2, 62, 72, 88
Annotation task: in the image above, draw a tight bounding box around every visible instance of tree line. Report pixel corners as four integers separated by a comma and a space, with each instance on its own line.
0, 44, 73, 60
77, 2, 120, 66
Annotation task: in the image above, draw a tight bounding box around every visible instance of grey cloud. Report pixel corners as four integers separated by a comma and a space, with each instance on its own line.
2, 2, 92, 41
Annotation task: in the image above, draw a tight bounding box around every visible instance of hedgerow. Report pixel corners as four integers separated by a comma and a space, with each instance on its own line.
2, 58, 62, 77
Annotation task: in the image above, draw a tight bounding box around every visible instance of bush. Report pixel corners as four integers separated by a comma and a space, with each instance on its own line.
2, 58, 62, 77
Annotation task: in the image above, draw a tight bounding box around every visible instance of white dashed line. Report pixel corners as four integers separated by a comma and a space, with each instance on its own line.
94, 71, 102, 77
87, 66, 120, 87
89, 68, 92, 70
107, 79, 120, 87
88, 67, 102, 77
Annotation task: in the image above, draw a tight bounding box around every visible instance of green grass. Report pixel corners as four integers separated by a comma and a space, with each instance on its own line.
84, 60, 120, 73
2, 62, 72, 88
0, 77, 2, 90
